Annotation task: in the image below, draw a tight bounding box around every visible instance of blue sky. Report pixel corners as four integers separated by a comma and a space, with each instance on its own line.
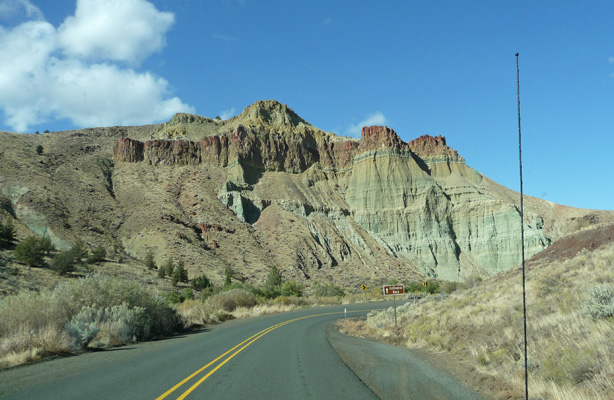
1, 0, 613, 210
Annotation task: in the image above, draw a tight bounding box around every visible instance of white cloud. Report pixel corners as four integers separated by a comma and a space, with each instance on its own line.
0, 0, 192, 132
609, 56, 614, 64
219, 108, 236, 120
347, 111, 388, 137
321, 17, 333, 26
0, 0, 43, 23
58, 0, 174, 65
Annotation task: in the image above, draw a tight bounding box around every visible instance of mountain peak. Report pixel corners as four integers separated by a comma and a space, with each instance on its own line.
235, 100, 310, 128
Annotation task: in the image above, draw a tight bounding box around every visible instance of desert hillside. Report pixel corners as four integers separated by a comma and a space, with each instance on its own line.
1, 100, 612, 293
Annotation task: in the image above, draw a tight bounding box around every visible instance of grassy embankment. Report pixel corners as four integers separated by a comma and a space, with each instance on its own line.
340, 243, 614, 400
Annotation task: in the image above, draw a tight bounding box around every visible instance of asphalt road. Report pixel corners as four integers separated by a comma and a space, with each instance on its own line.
0, 302, 387, 400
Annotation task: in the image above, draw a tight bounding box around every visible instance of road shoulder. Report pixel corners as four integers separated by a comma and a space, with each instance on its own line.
326, 321, 486, 400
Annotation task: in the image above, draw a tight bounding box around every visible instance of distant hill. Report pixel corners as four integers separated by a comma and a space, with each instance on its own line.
1, 100, 613, 293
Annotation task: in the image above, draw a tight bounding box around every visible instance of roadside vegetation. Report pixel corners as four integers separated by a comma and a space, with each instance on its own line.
0, 274, 179, 368
0, 226, 454, 369
0, 235, 397, 368
340, 243, 614, 400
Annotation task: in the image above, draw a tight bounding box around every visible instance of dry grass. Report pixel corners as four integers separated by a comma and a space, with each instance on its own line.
351, 243, 614, 400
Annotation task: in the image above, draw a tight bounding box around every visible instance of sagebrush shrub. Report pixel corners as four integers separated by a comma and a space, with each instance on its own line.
67, 306, 103, 349
67, 303, 150, 349
583, 284, 614, 319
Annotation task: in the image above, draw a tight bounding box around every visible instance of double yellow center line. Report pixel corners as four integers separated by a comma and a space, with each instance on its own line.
156, 309, 377, 400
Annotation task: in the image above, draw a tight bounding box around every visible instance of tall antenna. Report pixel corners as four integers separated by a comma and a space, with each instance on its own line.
516, 52, 529, 400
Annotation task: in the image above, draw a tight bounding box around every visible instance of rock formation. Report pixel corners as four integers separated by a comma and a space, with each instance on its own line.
112, 103, 551, 280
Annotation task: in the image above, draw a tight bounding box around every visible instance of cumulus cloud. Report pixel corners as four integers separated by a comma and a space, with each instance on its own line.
219, 108, 236, 120
58, 0, 174, 65
0, 0, 192, 132
347, 111, 388, 137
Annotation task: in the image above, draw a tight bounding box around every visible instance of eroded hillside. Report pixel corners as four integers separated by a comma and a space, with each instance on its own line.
1, 100, 612, 290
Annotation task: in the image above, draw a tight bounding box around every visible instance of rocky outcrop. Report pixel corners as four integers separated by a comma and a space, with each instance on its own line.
112, 101, 551, 280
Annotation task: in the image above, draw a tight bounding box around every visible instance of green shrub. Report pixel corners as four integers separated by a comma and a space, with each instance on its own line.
205, 289, 257, 312
424, 281, 440, 294
51, 250, 76, 275
87, 246, 106, 264
314, 283, 345, 297
36, 145, 43, 154
191, 274, 211, 291
14, 236, 46, 267
161, 291, 184, 304
262, 266, 283, 298
583, 284, 614, 319
281, 280, 304, 297
407, 282, 423, 293
182, 288, 194, 301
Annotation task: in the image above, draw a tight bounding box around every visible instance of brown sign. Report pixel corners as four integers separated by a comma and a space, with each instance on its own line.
382, 285, 404, 295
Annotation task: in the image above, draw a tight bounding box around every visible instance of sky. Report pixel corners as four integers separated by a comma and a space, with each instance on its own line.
0, 0, 613, 210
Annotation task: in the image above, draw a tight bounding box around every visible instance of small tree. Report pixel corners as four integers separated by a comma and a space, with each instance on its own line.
87, 246, 106, 264
69, 239, 88, 266
191, 274, 211, 291
14, 236, 45, 267
51, 250, 76, 275
224, 266, 233, 287
172, 260, 188, 286
36, 145, 43, 154
157, 264, 166, 278
38, 236, 55, 256
0, 218, 16, 247
144, 250, 156, 270
263, 266, 283, 298
161, 258, 174, 278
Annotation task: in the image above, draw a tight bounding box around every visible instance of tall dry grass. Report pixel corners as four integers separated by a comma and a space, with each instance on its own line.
360, 243, 614, 400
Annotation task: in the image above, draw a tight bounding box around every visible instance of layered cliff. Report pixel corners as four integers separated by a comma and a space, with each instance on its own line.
9, 99, 606, 291
111, 103, 551, 280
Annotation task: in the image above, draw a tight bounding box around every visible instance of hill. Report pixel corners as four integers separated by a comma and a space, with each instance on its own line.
1, 100, 613, 294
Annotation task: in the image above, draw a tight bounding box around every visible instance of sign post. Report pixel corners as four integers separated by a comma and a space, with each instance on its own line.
361, 284, 367, 303
382, 285, 404, 328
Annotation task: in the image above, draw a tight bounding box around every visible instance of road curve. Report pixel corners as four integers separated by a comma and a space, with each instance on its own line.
0, 302, 388, 400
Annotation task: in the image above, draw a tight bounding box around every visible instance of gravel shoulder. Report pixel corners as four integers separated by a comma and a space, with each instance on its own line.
327, 321, 486, 400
